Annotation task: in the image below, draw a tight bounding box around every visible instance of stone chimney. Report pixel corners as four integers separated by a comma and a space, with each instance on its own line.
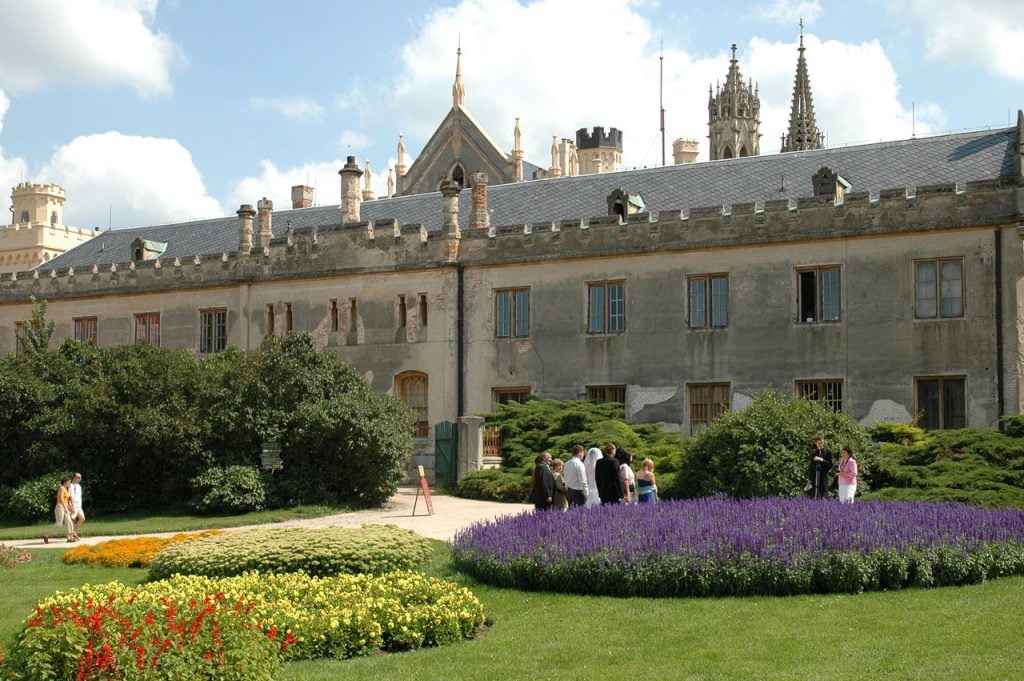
237, 204, 255, 252
672, 138, 699, 164
290, 185, 313, 209
339, 156, 363, 224
256, 198, 273, 249
469, 172, 489, 230
440, 180, 461, 239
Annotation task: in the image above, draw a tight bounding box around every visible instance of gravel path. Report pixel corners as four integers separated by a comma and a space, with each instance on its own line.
5, 487, 531, 549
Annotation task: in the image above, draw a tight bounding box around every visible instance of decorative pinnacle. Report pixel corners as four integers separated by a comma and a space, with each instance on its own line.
452, 46, 466, 108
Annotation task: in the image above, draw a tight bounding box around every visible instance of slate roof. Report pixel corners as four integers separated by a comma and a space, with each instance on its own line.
41, 126, 1017, 271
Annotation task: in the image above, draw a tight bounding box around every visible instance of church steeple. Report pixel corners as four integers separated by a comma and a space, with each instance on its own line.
452, 46, 466, 109
707, 43, 761, 160
781, 21, 824, 153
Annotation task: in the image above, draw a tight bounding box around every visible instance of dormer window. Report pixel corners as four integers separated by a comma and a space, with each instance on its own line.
451, 164, 465, 189
130, 237, 168, 262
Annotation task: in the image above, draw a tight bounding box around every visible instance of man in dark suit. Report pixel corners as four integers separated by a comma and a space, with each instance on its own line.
806, 435, 834, 499
530, 451, 555, 510
595, 443, 624, 505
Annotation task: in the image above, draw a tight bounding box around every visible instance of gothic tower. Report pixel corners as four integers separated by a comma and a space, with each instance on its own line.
707, 44, 760, 160
781, 23, 824, 153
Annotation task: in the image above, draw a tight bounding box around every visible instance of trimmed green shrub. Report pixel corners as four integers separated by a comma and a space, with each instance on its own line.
1002, 413, 1024, 438
666, 390, 876, 499
2, 471, 70, 522
189, 465, 267, 515
148, 525, 433, 580
456, 468, 531, 503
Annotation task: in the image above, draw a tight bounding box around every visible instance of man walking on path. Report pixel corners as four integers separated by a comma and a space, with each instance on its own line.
563, 445, 588, 507
530, 452, 555, 511
69, 472, 85, 540
806, 435, 834, 499
595, 443, 624, 505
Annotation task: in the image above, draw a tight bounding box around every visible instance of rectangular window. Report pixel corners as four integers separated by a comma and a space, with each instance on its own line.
495, 288, 530, 338
492, 387, 531, 406
796, 379, 844, 412
915, 376, 966, 429
688, 382, 730, 433
688, 274, 729, 328
73, 317, 98, 344
266, 304, 275, 336
419, 293, 428, 326
588, 281, 625, 334
915, 258, 963, 319
398, 295, 407, 327
134, 313, 160, 346
285, 303, 293, 332
586, 385, 627, 404
349, 298, 357, 329
330, 299, 339, 332
797, 266, 841, 323
199, 308, 227, 354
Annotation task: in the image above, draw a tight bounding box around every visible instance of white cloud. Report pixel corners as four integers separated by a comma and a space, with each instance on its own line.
0, 0, 179, 97
248, 96, 326, 122
227, 160, 345, 213
754, 0, 823, 25
0, 89, 30, 200
891, 0, 1024, 80
38, 131, 222, 228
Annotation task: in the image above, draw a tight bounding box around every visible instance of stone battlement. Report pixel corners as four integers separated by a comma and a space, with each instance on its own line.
575, 126, 623, 151
0, 179, 1019, 301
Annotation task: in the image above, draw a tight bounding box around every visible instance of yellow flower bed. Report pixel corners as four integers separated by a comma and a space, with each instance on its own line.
62, 530, 222, 568
34, 570, 485, 661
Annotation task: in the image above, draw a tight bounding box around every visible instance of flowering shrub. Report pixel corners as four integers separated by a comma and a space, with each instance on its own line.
0, 543, 33, 569
4, 571, 484, 677
451, 497, 1024, 597
63, 531, 222, 569
148, 525, 432, 580
3, 589, 281, 681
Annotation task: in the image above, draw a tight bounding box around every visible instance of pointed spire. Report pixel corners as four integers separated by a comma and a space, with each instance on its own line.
362, 160, 375, 201
452, 46, 466, 109
707, 43, 761, 160
387, 168, 395, 199
511, 118, 524, 182
513, 117, 522, 153
781, 21, 824, 153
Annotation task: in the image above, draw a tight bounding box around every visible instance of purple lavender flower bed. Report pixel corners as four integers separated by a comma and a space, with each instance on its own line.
450, 497, 1024, 597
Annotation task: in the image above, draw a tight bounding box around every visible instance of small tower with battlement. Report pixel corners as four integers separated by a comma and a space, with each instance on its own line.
2, 182, 95, 274
708, 44, 761, 160
576, 127, 622, 175
11, 182, 65, 228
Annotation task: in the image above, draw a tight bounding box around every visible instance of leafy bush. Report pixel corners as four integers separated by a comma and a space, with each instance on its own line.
1002, 413, 1024, 438
868, 421, 927, 445
666, 390, 876, 499
190, 466, 267, 515
62, 531, 222, 568
148, 525, 433, 581
2, 472, 70, 522
450, 497, 1024, 597
457, 399, 683, 502
4, 588, 281, 681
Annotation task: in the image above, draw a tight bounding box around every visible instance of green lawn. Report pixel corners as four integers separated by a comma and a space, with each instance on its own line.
0, 504, 349, 541
3, 546, 1022, 680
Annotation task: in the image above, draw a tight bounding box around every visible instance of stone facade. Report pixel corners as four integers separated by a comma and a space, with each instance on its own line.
1, 183, 96, 274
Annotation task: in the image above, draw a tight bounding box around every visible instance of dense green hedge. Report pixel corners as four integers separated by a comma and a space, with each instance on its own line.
189, 465, 267, 515
0, 330, 414, 519
1, 471, 71, 522
147, 525, 434, 580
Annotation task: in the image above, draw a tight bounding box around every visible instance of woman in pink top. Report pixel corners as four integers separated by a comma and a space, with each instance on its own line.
837, 446, 858, 504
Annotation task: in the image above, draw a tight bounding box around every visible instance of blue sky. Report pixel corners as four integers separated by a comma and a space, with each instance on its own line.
0, 0, 1021, 230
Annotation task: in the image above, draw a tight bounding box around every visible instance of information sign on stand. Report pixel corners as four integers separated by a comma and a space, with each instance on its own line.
412, 465, 434, 516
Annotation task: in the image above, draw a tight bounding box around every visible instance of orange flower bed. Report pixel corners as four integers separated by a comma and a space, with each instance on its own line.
62, 530, 222, 568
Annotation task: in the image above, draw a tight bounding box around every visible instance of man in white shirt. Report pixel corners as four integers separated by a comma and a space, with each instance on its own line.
562, 445, 588, 507
69, 472, 85, 541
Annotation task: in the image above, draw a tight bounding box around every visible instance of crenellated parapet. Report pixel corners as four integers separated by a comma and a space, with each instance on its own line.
0, 179, 1019, 302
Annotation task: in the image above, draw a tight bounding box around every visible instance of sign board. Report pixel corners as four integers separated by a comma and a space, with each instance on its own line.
260, 439, 283, 471
412, 465, 434, 516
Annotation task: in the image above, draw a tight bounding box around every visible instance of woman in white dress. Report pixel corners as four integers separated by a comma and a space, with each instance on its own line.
583, 447, 602, 507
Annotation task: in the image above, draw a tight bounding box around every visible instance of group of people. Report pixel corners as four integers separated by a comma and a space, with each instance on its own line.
530, 443, 659, 510
42, 472, 86, 543
806, 435, 859, 503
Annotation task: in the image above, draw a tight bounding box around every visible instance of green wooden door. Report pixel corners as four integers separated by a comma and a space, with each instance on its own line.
434, 421, 458, 488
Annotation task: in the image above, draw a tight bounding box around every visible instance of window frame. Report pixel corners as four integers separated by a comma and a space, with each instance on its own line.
73, 316, 98, 344
795, 378, 844, 412
796, 265, 841, 324
492, 386, 532, 407
914, 375, 966, 430
494, 287, 530, 339
688, 273, 729, 329
134, 312, 161, 346
687, 382, 730, 433
585, 384, 627, 404
199, 308, 228, 354
395, 371, 430, 438
914, 257, 964, 319
587, 280, 626, 335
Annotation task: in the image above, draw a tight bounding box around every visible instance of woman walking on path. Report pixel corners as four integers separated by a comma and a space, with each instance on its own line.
43, 476, 75, 544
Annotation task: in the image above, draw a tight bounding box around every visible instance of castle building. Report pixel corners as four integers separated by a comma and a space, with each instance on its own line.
1, 44, 1022, 480
1, 183, 96, 275
708, 44, 761, 160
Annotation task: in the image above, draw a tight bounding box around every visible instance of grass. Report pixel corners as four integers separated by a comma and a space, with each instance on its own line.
4, 544, 1022, 680
0, 504, 350, 541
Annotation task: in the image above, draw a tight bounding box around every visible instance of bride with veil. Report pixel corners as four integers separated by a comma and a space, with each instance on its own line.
583, 446, 602, 506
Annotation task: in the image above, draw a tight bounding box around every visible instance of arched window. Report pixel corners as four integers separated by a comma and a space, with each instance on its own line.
50, 211, 58, 226
738, 146, 748, 157
134, 248, 143, 261
451, 164, 465, 189
395, 371, 429, 437
612, 201, 626, 220
722, 146, 734, 159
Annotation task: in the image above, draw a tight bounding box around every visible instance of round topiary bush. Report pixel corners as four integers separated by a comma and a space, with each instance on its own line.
148, 525, 433, 581
189, 465, 267, 515
451, 497, 1024, 598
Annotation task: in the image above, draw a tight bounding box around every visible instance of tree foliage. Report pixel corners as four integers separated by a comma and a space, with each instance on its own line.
14, 296, 55, 354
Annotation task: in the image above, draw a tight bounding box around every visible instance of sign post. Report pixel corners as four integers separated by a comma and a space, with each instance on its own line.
412, 465, 434, 516
260, 439, 283, 471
